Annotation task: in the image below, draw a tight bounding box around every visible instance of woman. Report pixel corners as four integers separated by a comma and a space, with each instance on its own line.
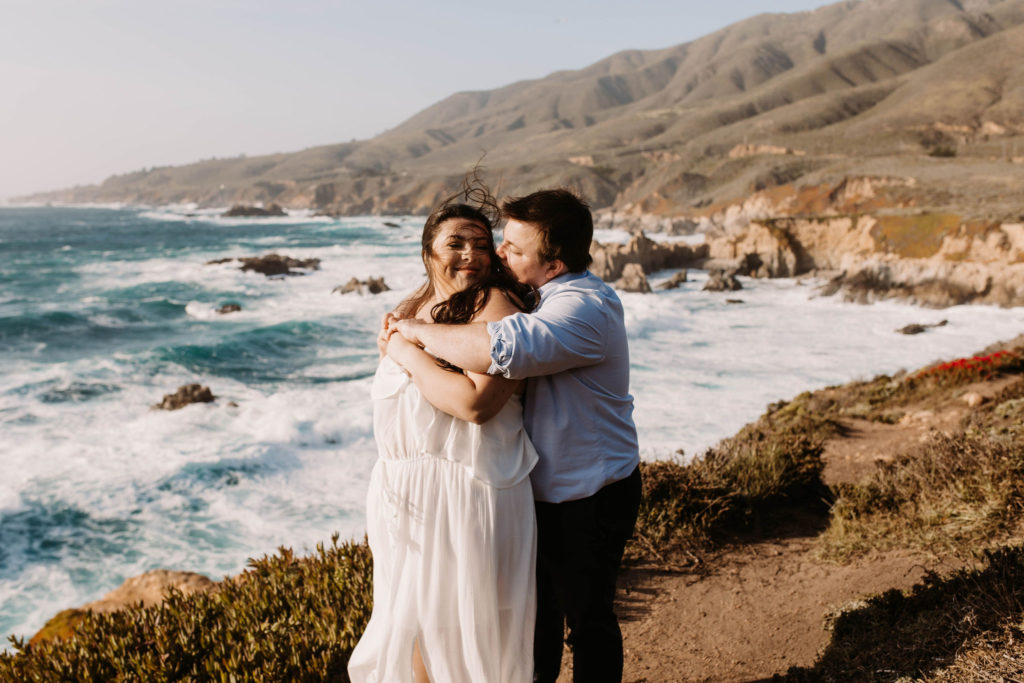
348, 185, 539, 683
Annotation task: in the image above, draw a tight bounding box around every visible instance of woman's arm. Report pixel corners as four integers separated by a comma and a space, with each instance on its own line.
386, 289, 523, 425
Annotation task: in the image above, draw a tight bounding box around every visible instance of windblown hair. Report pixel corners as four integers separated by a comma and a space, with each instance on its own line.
398, 173, 535, 371
502, 188, 594, 273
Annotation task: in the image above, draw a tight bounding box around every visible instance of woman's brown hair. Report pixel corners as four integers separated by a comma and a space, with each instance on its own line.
397, 174, 535, 370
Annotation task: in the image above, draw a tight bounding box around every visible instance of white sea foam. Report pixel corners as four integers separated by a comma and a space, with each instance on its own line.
626, 270, 1023, 457
138, 206, 336, 226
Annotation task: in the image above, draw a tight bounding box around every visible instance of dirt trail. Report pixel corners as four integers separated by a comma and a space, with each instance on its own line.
613, 539, 960, 682
554, 376, 1018, 682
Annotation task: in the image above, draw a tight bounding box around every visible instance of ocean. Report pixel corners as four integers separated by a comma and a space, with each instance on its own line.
1, 205, 1021, 646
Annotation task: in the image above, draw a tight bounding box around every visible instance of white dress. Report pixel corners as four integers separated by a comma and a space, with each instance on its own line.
348, 356, 538, 683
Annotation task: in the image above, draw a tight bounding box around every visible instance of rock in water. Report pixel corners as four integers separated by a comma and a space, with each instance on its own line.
333, 276, 391, 295
217, 303, 242, 314
897, 320, 949, 335
703, 269, 743, 292
154, 384, 216, 410
365, 276, 391, 294
333, 277, 363, 295
615, 263, 653, 293
222, 203, 287, 217
658, 270, 688, 290
238, 253, 320, 276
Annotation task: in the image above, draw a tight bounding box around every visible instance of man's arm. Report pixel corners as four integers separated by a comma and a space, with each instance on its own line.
488, 292, 607, 379
391, 318, 493, 374
385, 334, 518, 424
392, 289, 610, 379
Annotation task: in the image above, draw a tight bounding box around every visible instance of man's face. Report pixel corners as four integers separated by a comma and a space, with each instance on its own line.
497, 219, 561, 288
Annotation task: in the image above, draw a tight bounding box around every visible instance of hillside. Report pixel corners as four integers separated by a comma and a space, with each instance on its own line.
17, 0, 1024, 220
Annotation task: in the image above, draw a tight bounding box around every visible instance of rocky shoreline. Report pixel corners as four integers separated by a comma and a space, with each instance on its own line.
592, 176, 1024, 308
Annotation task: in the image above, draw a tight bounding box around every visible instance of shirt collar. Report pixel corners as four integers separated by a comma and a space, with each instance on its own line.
539, 270, 588, 295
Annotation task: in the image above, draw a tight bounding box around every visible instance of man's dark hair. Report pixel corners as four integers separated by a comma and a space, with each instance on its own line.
502, 189, 593, 273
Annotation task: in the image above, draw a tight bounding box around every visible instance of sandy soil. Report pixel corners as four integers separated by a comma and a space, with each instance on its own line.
611, 540, 962, 682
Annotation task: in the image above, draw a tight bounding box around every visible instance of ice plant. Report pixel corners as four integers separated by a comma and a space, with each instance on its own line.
912, 350, 1021, 385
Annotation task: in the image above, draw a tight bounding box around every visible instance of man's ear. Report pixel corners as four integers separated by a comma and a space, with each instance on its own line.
545, 259, 568, 280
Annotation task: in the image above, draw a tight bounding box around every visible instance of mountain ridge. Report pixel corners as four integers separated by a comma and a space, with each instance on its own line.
17, 0, 1024, 221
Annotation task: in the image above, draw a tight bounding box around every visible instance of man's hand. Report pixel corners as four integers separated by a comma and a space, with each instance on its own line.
393, 317, 427, 347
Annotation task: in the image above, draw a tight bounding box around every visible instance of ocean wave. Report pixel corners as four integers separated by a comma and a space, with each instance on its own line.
38, 381, 122, 404
154, 319, 374, 385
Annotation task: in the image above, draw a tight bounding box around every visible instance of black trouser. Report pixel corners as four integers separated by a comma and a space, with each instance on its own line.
533, 465, 642, 683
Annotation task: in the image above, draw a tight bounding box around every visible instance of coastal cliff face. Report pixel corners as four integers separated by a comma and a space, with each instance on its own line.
699, 176, 1024, 306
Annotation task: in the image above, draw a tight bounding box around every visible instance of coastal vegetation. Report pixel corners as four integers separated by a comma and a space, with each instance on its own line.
5, 338, 1023, 681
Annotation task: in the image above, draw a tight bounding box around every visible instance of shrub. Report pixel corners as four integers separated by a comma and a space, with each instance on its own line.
629, 409, 835, 564
0, 537, 373, 682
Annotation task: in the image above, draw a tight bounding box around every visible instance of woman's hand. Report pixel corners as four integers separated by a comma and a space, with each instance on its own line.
385, 331, 418, 374
377, 311, 403, 356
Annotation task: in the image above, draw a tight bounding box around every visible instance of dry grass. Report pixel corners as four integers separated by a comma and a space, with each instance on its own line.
819, 432, 1024, 561
628, 409, 836, 565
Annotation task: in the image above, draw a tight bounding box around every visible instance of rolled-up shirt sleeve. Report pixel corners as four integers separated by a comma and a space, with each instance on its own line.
487, 291, 607, 379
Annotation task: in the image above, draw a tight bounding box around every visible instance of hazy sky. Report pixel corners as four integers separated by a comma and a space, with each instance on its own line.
1, 0, 828, 200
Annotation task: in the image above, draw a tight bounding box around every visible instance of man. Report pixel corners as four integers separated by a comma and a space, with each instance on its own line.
391, 188, 641, 683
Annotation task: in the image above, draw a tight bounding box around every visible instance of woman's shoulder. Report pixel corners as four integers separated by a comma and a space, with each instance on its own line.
473, 286, 526, 323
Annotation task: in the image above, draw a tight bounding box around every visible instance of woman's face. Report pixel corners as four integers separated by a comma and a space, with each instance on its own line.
428, 218, 492, 294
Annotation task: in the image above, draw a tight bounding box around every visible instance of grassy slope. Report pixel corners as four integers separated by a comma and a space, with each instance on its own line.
3, 338, 1024, 681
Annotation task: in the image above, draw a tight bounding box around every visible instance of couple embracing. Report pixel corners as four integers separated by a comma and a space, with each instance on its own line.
348, 182, 642, 683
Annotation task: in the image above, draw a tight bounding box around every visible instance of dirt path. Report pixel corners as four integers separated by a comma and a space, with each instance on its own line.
553, 375, 1018, 682
613, 539, 960, 682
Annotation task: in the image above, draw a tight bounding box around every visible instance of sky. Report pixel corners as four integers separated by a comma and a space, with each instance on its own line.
1, 0, 829, 200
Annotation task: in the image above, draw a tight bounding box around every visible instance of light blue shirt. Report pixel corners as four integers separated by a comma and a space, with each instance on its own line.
487, 271, 640, 503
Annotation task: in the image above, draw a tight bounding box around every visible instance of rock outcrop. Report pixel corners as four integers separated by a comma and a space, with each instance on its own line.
658, 270, 689, 290
154, 384, 215, 410
699, 179, 1024, 307
207, 254, 321, 277
217, 304, 242, 314
30, 570, 215, 647
897, 320, 948, 335
332, 276, 391, 295
615, 263, 652, 293
703, 270, 743, 292
589, 232, 708, 282
239, 254, 320, 276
